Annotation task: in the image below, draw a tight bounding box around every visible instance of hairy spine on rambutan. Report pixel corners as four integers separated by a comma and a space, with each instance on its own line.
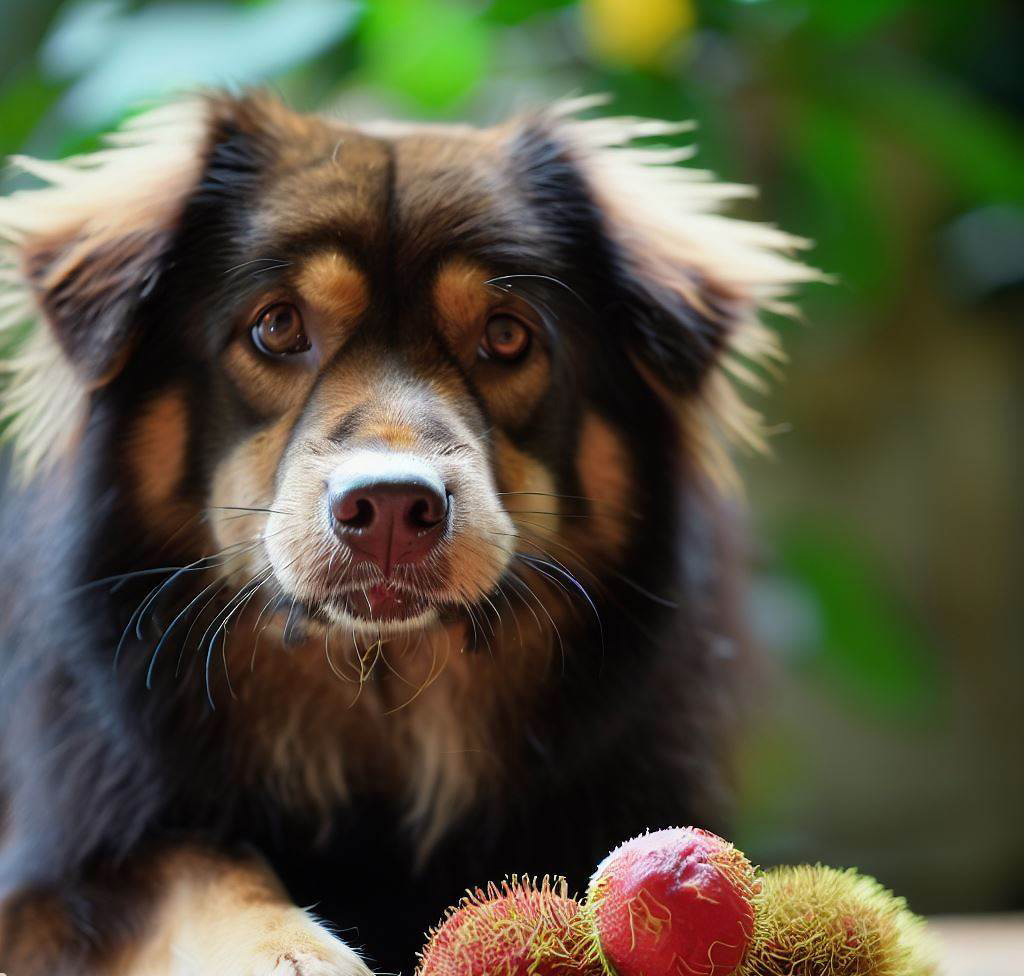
417, 875, 598, 976
582, 827, 760, 976
738, 865, 938, 976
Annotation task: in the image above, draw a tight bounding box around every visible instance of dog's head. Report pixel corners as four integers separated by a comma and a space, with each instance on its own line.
0, 93, 813, 642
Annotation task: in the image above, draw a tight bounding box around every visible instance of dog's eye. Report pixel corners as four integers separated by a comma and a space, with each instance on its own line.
479, 314, 531, 363
250, 302, 310, 357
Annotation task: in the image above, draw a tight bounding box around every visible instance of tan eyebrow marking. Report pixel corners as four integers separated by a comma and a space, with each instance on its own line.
433, 257, 493, 348
295, 251, 369, 323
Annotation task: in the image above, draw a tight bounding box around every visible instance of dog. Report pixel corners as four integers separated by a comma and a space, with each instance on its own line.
0, 91, 813, 975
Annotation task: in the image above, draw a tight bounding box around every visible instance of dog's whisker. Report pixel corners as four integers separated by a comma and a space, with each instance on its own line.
324, 621, 355, 684
227, 571, 279, 686
72, 565, 202, 596
516, 552, 604, 653
145, 577, 225, 689
201, 568, 274, 709
493, 579, 526, 652
486, 525, 606, 595
78, 537, 258, 597
206, 505, 295, 517
113, 540, 261, 671
222, 256, 291, 277
608, 571, 679, 609
281, 596, 301, 647
518, 584, 566, 674
506, 533, 601, 607
133, 541, 263, 641
454, 537, 546, 646
503, 531, 667, 652
505, 564, 565, 671
174, 579, 230, 680
492, 519, 676, 610
468, 602, 491, 655
496, 490, 606, 502
216, 512, 277, 524
383, 637, 449, 715
485, 272, 587, 307
376, 642, 419, 688
348, 631, 384, 706
157, 509, 207, 556
464, 598, 481, 649
487, 527, 605, 649
504, 509, 627, 522
476, 592, 505, 660
251, 581, 288, 674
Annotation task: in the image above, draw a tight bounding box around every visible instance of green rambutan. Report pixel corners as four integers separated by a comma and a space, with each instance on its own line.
738, 865, 938, 976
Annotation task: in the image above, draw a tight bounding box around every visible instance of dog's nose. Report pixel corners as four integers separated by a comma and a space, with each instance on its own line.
328, 459, 448, 575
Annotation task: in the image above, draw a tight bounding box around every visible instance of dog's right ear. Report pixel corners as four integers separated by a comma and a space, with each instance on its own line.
0, 92, 285, 471
0, 93, 293, 386
1, 101, 210, 389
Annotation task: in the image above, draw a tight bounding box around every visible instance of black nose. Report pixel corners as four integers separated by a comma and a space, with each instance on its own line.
328, 462, 448, 575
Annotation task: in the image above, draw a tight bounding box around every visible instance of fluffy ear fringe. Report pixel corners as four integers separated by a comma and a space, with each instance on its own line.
543, 97, 826, 494
0, 99, 209, 477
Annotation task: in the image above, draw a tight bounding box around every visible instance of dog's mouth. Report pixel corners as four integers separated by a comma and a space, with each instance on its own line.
266, 584, 441, 641
333, 582, 433, 623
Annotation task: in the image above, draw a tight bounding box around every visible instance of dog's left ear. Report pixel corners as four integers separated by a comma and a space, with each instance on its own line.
508, 107, 819, 479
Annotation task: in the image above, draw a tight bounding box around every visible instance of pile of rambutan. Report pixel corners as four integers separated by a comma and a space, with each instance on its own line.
416, 827, 938, 976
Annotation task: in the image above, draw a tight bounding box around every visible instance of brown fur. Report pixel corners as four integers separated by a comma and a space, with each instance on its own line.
573, 413, 634, 561
128, 389, 195, 537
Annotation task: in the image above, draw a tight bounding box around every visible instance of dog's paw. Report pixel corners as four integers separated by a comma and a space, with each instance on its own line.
243, 915, 372, 976
265, 944, 370, 976
168, 905, 373, 976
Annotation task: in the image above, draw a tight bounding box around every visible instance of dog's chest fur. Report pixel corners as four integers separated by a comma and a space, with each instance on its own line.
221, 613, 523, 853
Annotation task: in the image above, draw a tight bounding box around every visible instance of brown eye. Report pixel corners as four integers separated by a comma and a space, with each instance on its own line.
479, 314, 531, 363
250, 302, 309, 357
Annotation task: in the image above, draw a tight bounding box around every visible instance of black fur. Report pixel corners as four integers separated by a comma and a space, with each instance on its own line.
0, 95, 746, 974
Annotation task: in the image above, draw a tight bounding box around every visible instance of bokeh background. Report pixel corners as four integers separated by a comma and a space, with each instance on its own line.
1, 0, 1021, 916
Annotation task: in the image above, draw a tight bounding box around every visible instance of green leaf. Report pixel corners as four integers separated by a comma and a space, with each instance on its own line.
804, 0, 912, 41
840, 68, 1024, 207
0, 68, 62, 157
781, 98, 892, 300
39, 0, 361, 129
361, 0, 490, 110
484, 0, 574, 26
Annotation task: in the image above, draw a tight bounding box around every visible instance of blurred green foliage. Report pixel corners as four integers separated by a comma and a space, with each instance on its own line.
0, 0, 1021, 911
363, 0, 490, 107
778, 522, 938, 715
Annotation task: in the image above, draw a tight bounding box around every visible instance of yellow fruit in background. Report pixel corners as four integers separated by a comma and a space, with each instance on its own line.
581, 0, 695, 68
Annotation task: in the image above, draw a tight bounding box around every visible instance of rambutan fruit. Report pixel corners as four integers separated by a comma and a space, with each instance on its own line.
582, 827, 760, 976
417, 876, 597, 976
738, 865, 938, 976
